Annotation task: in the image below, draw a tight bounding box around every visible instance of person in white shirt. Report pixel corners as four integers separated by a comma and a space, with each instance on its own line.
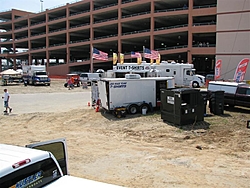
2, 88, 12, 113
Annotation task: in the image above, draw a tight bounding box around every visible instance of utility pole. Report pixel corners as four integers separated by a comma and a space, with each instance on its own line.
40, 0, 44, 12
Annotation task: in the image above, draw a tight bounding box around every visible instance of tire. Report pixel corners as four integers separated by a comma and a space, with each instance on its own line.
64, 83, 68, 87
47, 83, 50, 86
140, 103, 150, 113
128, 104, 139, 114
77, 83, 80, 87
192, 81, 199, 88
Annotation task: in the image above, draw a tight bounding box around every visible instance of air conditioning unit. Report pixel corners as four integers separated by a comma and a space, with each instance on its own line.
125, 74, 141, 79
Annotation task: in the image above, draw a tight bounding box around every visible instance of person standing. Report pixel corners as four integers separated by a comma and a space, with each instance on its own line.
2, 88, 12, 113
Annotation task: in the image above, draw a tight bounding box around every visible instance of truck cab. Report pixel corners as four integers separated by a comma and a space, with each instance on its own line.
150, 62, 205, 88
22, 65, 51, 86
0, 138, 122, 188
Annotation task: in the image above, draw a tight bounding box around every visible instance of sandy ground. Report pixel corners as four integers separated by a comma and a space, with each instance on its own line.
0, 79, 250, 188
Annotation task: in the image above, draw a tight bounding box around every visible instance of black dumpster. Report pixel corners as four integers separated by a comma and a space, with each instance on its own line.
161, 88, 204, 126
208, 90, 224, 115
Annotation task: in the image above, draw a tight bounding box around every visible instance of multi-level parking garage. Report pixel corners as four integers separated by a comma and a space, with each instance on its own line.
0, 0, 217, 76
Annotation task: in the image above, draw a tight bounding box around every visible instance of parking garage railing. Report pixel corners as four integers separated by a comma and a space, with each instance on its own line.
94, 3, 118, 10
122, 0, 139, 4
193, 4, 217, 9
70, 10, 90, 16
94, 17, 118, 24
122, 11, 150, 19
70, 23, 90, 29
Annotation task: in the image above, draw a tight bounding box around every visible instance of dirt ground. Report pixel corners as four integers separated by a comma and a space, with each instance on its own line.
0, 79, 250, 188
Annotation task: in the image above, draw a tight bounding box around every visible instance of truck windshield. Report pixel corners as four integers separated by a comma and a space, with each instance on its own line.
186, 70, 194, 76
0, 158, 61, 188
238, 87, 250, 95
191, 69, 196, 75
36, 72, 47, 76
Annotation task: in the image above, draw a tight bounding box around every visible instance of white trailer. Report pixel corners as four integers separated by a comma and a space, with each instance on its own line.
110, 61, 205, 88
98, 74, 175, 115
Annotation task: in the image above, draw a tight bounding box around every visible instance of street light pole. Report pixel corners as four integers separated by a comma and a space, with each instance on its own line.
40, 0, 44, 12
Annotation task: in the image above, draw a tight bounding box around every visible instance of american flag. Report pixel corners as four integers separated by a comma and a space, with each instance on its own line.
144, 48, 159, 60
131, 51, 141, 58
93, 48, 108, 61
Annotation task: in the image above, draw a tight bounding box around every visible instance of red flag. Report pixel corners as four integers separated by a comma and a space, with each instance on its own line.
233, 58, 249, 82
214, 59, 222, 80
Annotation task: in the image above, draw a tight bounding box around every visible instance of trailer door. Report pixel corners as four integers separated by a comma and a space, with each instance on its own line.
98, 80, 109, 110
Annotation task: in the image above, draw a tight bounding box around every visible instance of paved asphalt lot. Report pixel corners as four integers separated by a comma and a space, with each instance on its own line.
4, 92, 91, 114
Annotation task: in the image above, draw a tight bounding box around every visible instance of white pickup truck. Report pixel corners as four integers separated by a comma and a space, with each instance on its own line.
0, 138, 122, 188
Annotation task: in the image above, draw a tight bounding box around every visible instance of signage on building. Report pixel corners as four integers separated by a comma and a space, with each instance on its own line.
113, 63, 151, 73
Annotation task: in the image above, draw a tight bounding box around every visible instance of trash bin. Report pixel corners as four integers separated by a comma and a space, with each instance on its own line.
200, 91, 209, 116
209, 90, 224, 115
205, 74, 214, 87
161, 88, 204, 126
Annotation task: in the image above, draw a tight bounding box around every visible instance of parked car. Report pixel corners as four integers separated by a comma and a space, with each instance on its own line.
79, 73, 101, 85
64, 74, 81, 87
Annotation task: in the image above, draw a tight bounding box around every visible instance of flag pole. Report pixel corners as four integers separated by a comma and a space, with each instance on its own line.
90, 45, 93, 73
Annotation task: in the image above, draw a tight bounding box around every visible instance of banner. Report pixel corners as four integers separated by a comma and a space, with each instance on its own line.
137, 57, 142, 65
113, 53, 117, 65
150, 59, 154, 65
155, 53, 161, 65
120, 53, 124, 64
214, 59, 222, 80
233, 58, 249, 82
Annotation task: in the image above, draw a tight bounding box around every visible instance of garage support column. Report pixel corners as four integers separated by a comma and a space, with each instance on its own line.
90, 0, 94, 73
188, 0, 194, 64
118, 0, 122, 54
29, 54, 32, 65
150, 1, 155, 51
66, 5, 70, 69
46, 11, 49, 68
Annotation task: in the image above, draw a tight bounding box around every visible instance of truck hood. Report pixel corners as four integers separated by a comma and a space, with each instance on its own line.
44, 175, 123, 187
36, 75, 48, 77
195, 74, 205, 79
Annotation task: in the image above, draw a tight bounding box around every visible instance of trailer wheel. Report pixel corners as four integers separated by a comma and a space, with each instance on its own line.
128, 104, 139, 114
192, 81, 199, 88
140, 103, 150, 113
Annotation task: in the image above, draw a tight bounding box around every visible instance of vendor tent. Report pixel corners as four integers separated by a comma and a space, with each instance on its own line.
0, 69, 21, 75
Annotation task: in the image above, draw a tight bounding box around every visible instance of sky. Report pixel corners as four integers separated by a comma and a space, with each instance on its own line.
0, 0, 80, 13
